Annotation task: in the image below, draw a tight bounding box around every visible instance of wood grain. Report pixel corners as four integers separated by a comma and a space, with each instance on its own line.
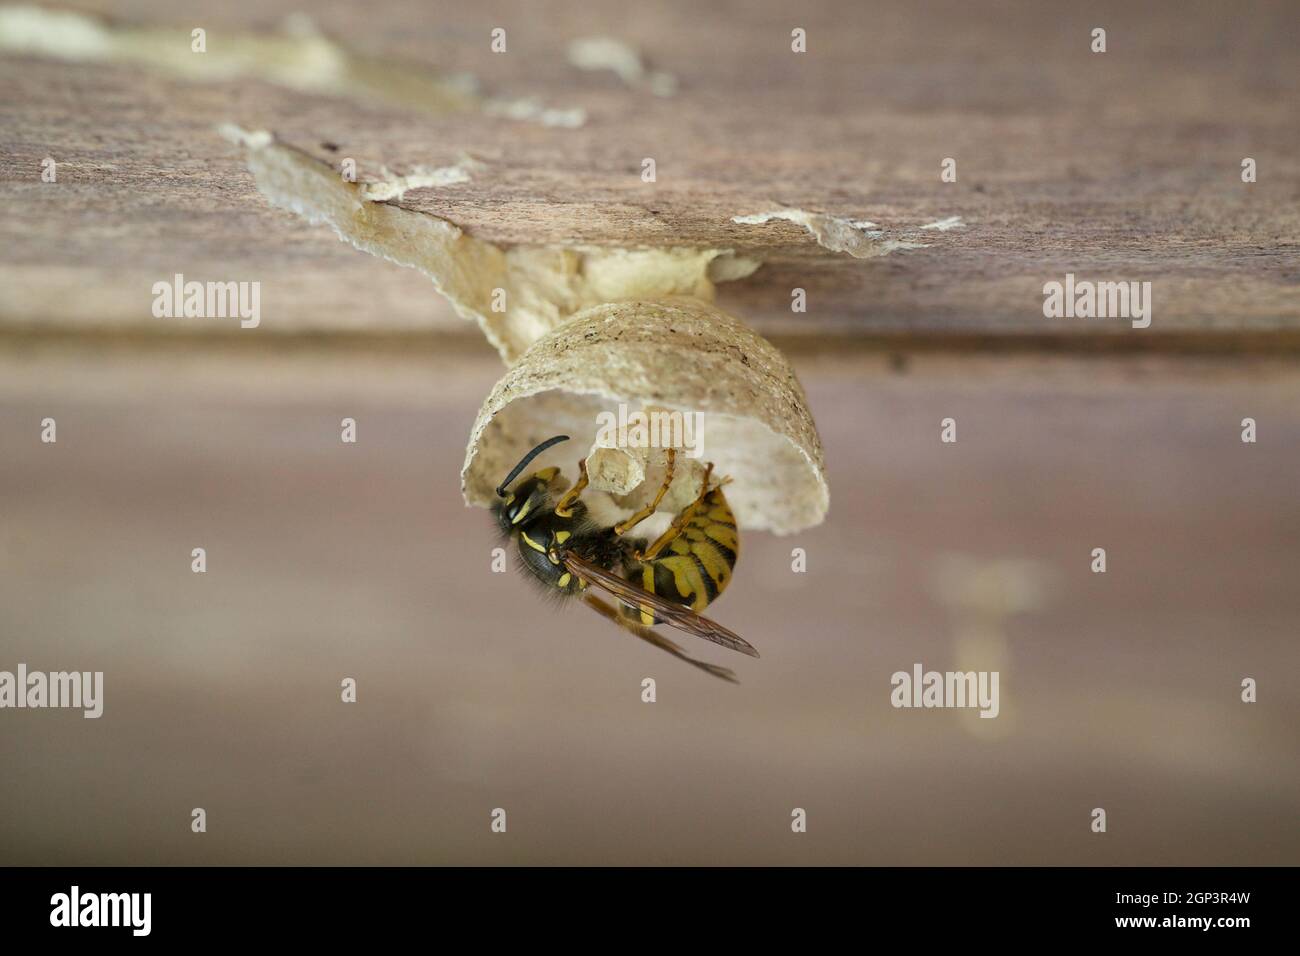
1, 0, 1297, 344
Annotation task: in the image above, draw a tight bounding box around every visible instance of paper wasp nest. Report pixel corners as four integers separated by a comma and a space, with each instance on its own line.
216, 129, 827, 533
461, 297, 828, 535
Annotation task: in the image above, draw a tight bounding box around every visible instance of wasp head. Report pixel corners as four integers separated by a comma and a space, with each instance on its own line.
493, 470, 559, 535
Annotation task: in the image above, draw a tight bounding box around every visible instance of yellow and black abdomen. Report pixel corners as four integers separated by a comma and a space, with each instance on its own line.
623, 486, 738, 625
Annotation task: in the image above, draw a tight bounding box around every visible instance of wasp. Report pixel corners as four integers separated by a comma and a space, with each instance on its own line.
492, 434, 757, 681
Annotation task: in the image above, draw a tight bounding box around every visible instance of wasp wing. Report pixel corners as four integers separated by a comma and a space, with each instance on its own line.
581, 593, 739, 684
563, 552, 759, 658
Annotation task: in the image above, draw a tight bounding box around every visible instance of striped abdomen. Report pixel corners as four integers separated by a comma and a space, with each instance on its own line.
623, 486, 738, 626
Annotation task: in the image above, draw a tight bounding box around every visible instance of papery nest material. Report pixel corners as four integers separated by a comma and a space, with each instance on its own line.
217, 128, 829, 532
461, 298, 828, 535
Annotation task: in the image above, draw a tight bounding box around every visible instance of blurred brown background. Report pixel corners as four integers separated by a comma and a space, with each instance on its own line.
1, 0, 1298, 865
2, 346, 1297, 865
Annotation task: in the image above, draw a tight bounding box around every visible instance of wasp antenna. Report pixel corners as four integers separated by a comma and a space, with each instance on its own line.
495, 435, 570, 497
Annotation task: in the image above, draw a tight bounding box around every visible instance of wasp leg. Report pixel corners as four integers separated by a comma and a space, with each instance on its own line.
613, 448, 676, 536
635, 461, 718, 561
553, 457, 590, 518
581, 592, 738, 683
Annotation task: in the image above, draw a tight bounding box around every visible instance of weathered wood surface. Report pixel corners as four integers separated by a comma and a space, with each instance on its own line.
1, 0, 1297, 343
